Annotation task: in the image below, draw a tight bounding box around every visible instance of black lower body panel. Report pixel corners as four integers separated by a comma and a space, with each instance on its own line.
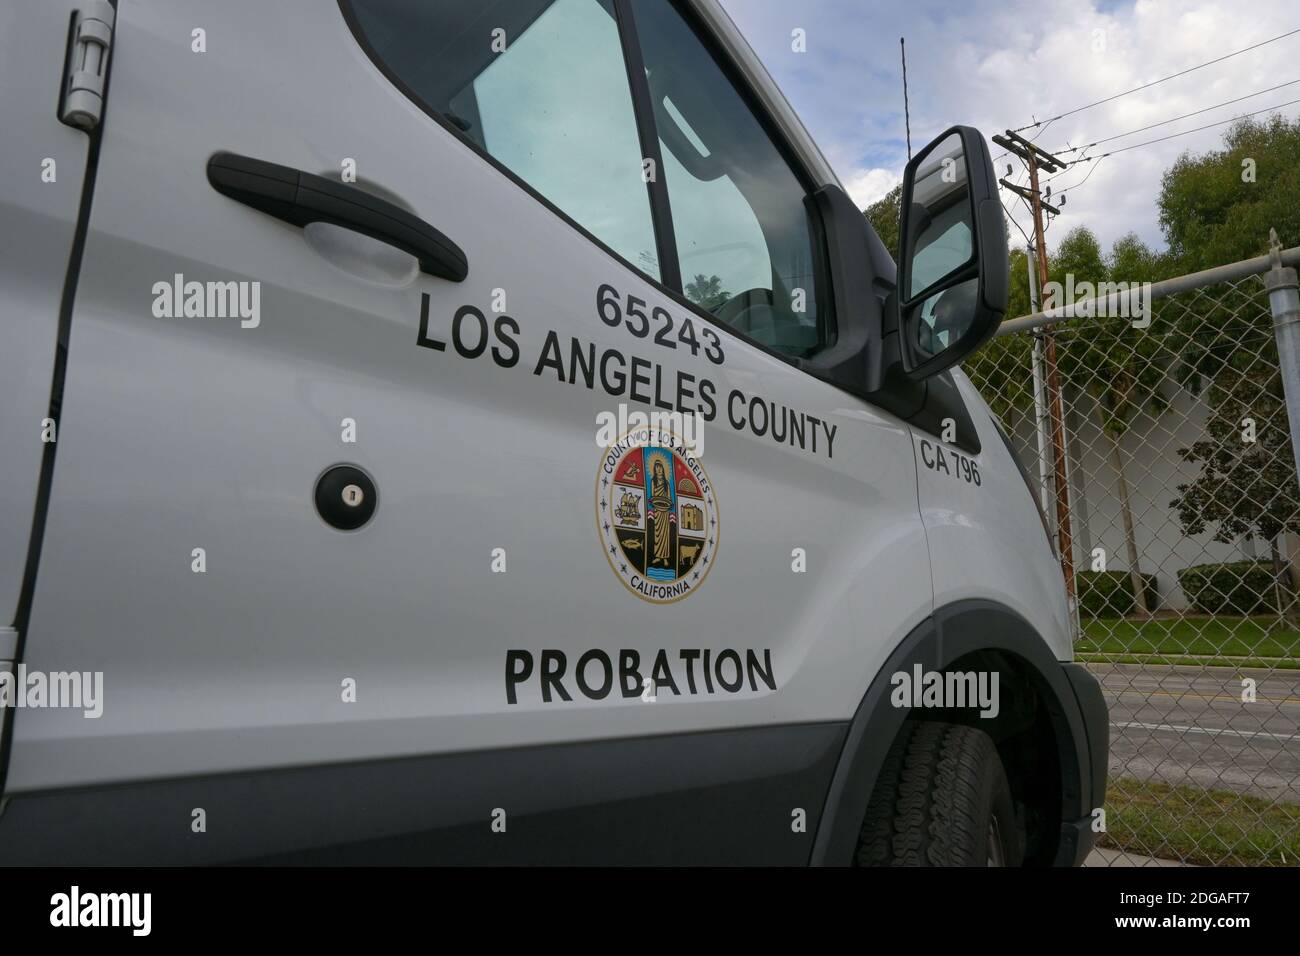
1057, 662, 1109, 866
0, 722, 846, 865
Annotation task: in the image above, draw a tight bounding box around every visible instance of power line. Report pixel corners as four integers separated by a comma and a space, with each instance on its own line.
1032, 78, 1300, 207
1055, 77, 1300, 154
1002, 200, 1033, 245
1060, 94, 1300, 162
1040, 152, 1091, 185
1010, 26, 1300, 133
1055, 155, 1105, 196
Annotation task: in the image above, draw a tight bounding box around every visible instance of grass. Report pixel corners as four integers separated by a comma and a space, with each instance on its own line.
1077, 616, 1300, 668
1098, 777, 1300, 866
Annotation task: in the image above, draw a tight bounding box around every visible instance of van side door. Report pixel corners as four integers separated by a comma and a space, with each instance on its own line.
4, 0, 931, 863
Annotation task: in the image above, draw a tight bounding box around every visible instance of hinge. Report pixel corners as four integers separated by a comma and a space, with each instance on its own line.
60, 1, 115, 132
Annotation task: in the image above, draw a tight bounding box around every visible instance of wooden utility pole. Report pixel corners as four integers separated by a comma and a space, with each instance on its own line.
993, 131, 1077, 609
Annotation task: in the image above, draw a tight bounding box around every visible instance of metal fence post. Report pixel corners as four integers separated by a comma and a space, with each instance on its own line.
1027, 247, 1055, 524
1265, 229, 1300, 480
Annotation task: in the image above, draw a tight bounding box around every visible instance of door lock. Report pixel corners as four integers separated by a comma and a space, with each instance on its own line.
315, 465, 377, 530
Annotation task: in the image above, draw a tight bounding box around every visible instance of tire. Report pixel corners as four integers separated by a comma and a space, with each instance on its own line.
855, 720, 1024, 866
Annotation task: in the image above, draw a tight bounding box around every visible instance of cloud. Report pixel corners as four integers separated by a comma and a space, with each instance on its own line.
843, 167, 902, 209
719, 0, 1300, 256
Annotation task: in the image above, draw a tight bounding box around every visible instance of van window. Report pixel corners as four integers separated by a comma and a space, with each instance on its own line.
633, 2, 829, 358
347, 0, 662, 278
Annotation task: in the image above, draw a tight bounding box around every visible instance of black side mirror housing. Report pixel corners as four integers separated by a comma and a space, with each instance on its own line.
895, 126, 1009, 379
798, 179, 984, 454
805, 183, 891, 393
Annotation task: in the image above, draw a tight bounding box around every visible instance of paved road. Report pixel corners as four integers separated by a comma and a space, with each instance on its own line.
1084, 662, 1300, 804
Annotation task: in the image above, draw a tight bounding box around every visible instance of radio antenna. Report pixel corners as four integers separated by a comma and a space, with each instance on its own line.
900, 37, 912, 160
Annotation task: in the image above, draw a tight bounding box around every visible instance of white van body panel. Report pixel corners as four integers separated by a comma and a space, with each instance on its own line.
915, 369, 1074, 661
7, 0, 935, 792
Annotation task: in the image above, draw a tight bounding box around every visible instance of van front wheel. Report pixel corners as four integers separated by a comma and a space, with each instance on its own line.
855, 721, 1024, 867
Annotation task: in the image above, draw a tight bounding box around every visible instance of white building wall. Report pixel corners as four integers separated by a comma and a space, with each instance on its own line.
1006, 384, 1251, 611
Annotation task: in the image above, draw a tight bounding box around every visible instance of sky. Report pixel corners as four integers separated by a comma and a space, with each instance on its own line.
717, 0, 1300, 256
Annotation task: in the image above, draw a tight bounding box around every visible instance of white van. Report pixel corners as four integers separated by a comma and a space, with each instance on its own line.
0, 0, 1106, 865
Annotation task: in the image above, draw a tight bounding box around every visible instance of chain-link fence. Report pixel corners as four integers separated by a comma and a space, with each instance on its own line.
966, 237, 1300, 866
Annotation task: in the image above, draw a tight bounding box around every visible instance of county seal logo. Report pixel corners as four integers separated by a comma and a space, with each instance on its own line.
596, 428, 718, 603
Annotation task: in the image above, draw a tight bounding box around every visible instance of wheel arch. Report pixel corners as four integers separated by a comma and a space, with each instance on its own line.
809, 598, 1093, 866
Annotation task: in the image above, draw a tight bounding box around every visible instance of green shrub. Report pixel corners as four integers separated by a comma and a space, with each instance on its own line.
1077, 570, 1159, 618
1177, 560, 1285, 615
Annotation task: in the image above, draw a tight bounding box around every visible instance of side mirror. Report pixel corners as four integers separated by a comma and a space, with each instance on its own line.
896, 126, 1009, 379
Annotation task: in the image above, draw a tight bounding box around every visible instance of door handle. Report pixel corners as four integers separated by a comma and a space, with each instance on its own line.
206, 151, 468, 282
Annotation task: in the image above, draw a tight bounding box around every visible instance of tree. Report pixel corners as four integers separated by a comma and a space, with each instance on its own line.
684, 274, 729, 311
1158, 117, 1300, 387
1172, 372, 1300, 542
963, 246, 1035, 423
864, 183, 902, 254
1170, 371, 1300, 619
1158, 115, 1300, 271
1160, 115, 1300, 614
